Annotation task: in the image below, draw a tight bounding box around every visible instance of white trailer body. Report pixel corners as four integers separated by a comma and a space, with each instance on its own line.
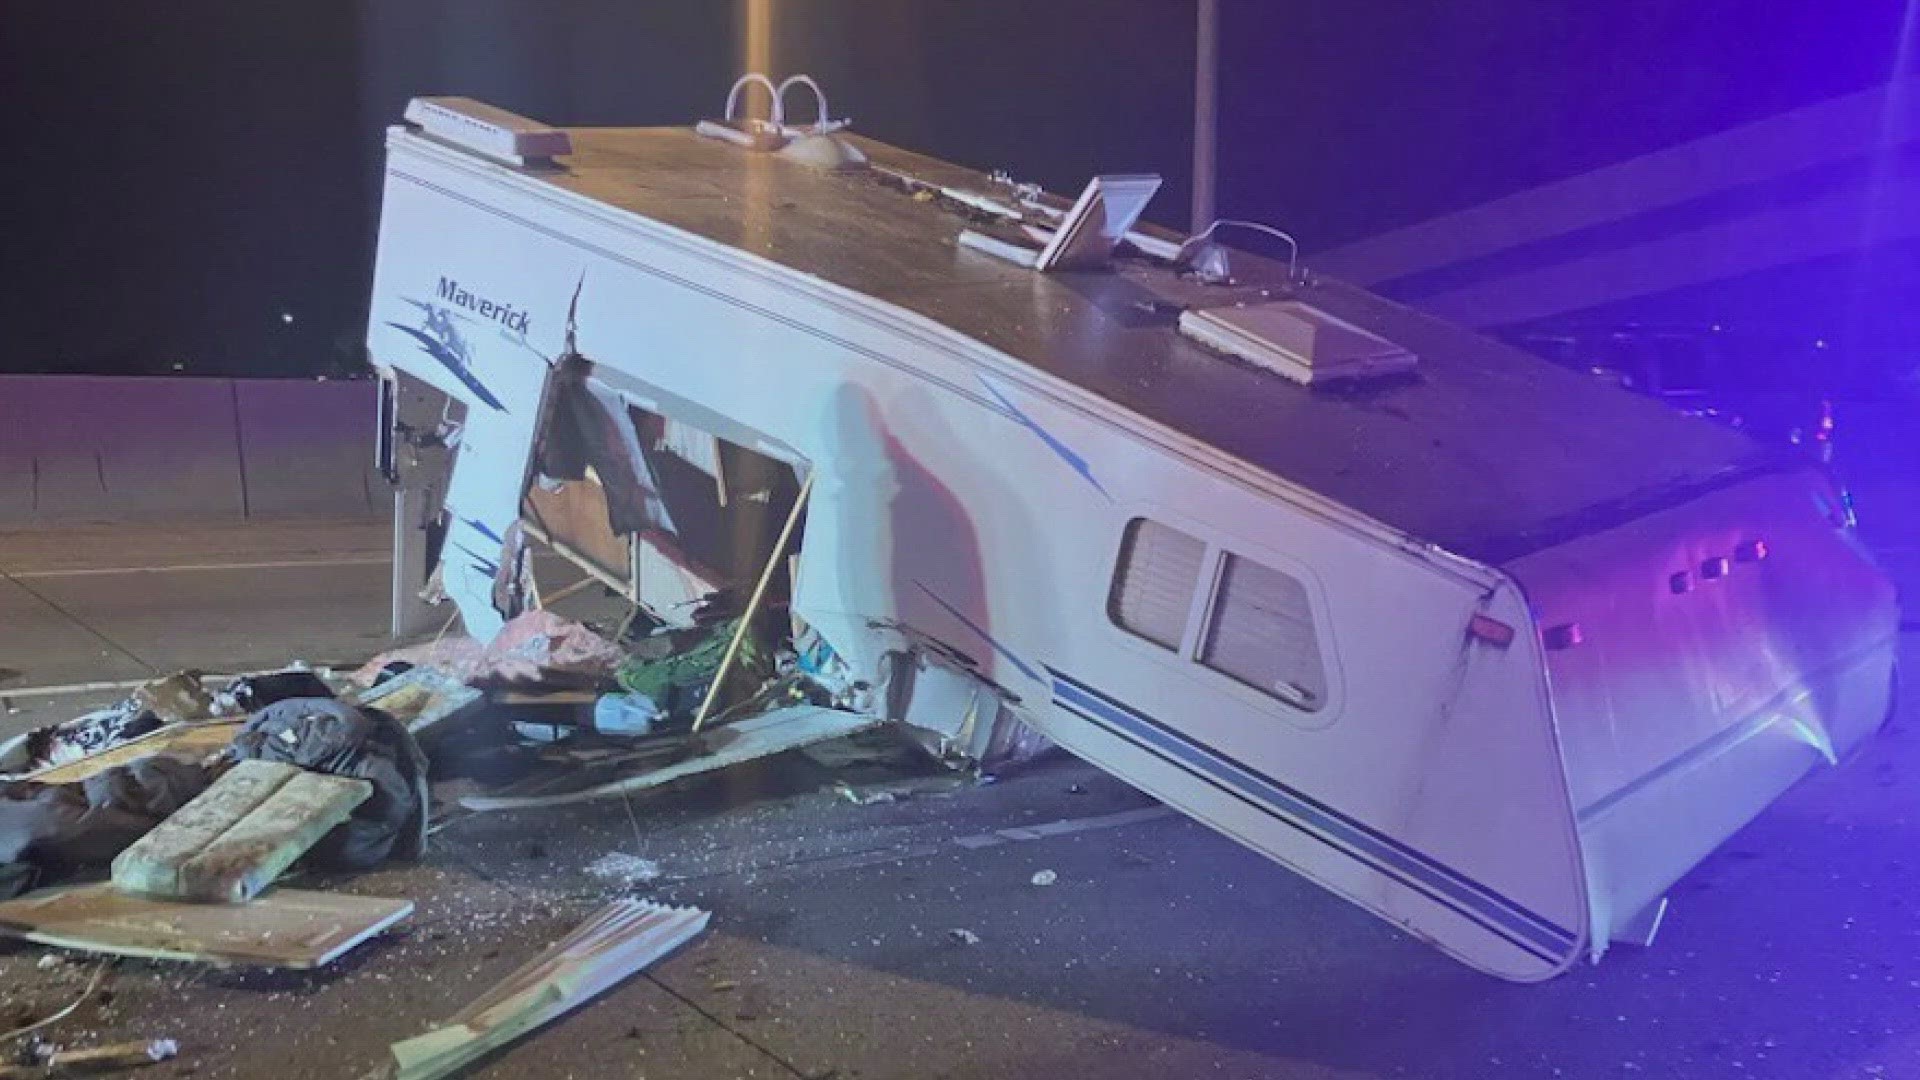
367, 105, 1898, 982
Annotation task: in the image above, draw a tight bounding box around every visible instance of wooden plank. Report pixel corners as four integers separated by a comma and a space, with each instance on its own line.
26, 721, 242, 785
176, 770, 372, 903
386, 900, 708, 1080
353, 667, 484, 739
0, 884, 412, 968
492, 689, 598, 707
460, 706, 886, 811
111, 761, 296, 898
113, 761, 371, 903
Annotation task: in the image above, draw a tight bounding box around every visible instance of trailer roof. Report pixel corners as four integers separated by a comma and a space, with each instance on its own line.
521, 126, 1778, 564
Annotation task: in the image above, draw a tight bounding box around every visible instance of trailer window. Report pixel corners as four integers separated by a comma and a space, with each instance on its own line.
1108, 518, 1205, 650
1199, 554, 1326, 711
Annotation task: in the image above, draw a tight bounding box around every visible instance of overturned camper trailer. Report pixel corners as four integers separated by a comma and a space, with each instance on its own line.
367, 94, 1898, 982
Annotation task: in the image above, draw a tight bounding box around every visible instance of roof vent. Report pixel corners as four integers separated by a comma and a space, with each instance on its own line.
403, 97, 572, 167
1178, 301, 1417, 386
957, 174, 1162, 271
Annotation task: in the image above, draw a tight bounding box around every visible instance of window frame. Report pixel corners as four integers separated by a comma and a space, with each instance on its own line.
1105, 514, 1336, 719
1106, 517, 1212, 654
1192, 550, 1327, 712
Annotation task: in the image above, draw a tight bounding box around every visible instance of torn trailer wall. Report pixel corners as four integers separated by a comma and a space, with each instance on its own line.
365, 101, 1896, 982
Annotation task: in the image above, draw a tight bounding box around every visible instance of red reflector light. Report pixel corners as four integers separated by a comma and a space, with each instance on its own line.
1734, 540, 1769, 563
1468, 614, 1515, 648
1542, 623, 1584, 650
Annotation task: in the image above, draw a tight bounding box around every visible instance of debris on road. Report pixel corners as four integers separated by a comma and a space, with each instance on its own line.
130, 672, 215, 726
0, 704, 164, 777
25, 723, 239, 787
354, 667, 483, 744
834, 781, 902, 806
0, 1037, 179, 1077
458, 706, 885, 811
111, 760, 371, 903
226, 697, 429, 867
946, 928, 981, 946
377, 899, 709, 1080
213, 666, 337, 715
1030, 869, 1058, 887
0, 959, 110, 1045
584, 851, 661, 885
0, 883, 413, 968
0, 756, 213, 898
354, 609, 626, 691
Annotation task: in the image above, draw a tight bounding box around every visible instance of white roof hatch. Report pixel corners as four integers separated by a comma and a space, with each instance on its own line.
1179, 300, 1418, 386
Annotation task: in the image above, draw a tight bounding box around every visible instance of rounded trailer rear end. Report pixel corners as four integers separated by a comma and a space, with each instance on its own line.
1505, 466, 1899, 956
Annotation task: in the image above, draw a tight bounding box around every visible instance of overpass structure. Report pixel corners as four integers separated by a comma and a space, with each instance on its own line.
1312, 78, 1920, 338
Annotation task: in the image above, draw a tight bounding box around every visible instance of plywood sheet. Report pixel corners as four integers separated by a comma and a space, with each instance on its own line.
523, 477, 629, 584
0, 884, 412, 968
26, 722, 241, 785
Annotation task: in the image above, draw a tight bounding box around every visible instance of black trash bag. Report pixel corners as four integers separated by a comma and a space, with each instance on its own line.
227, 697, 428, 869
220, 669, 335, 713
0, 755, 212, 875
0, 862, 36, 902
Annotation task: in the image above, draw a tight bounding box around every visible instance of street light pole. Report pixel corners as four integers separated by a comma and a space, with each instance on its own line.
1191, 0, 1220, 233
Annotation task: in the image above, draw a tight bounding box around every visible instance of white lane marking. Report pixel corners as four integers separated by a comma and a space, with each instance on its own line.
658, 805, 1177, 884
0, 677, 153, 700
8, 556, 392, 579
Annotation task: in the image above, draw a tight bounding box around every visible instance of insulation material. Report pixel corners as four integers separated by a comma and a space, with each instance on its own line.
353, 610, 624, 691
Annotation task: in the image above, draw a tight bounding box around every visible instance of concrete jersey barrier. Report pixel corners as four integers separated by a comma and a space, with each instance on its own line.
0, 375, 385, 528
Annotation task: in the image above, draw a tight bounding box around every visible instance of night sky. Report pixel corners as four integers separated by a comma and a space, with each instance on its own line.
1, 1, 1910, 378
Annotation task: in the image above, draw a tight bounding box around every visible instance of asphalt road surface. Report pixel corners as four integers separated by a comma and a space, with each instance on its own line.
0, 516, 1914, 1079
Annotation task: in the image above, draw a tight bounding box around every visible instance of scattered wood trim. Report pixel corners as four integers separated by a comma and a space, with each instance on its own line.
0, 1038, 181, 1077
383, 900, 709, 1080
491, 689, 599, 707
459, 705, 884, 812
0, 884, 412, 968
25, 722, 242, 786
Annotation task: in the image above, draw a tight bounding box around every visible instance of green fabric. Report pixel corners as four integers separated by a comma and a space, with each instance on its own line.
615, 619, 766, 704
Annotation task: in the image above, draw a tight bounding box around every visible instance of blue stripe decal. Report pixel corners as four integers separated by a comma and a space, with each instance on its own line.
1048, 668, 1575, 962
976, 376, 1113, 502
385, 322, 509, 412
451, 542, 499, 578
463, 517, 503, 544
916, 582, 1043, 685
